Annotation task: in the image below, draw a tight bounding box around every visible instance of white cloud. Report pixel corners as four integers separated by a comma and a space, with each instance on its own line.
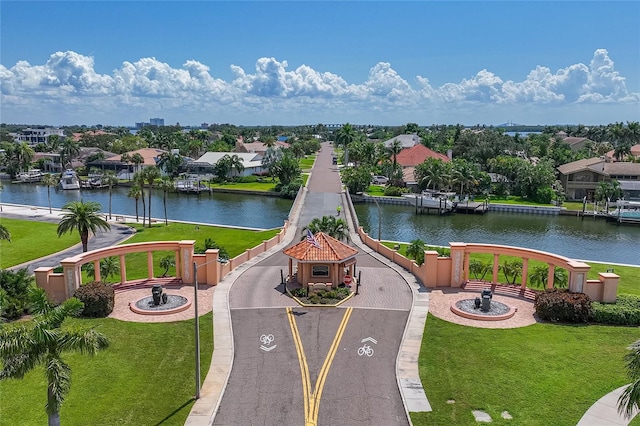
0, 49, 638, 125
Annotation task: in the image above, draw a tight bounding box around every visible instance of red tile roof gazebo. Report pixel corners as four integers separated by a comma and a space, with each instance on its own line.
283, 232, 358, 289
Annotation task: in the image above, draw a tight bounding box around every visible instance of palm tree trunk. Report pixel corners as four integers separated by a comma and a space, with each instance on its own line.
47, 186, 52, 214
163, 192, 168, 225
108, 187, 112, 220
135, 198, 139, 221
148, 187, 152, 228
80, 229, 89, 252
141, 190, 146, 226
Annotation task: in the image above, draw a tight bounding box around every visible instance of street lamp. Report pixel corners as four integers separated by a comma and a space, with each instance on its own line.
192, 256, 228, 400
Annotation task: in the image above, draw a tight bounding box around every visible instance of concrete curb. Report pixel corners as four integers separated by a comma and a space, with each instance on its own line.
577, 385, 638, 426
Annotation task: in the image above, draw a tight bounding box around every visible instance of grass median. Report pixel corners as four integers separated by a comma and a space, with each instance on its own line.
0, 217, 79, 268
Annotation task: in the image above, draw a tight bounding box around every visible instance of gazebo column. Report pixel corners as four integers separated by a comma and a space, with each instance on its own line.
547, 264, 555, 289
119, 254, 126, 284
492, 254, 500, 284
93, 260, 101, 282
147, 251, 154, 279
521, 258, 529, 288
449, 242, 466, 287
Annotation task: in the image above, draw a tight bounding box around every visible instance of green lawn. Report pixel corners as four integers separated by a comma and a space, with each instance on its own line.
381, 241, 640, 293
0, 218, 79, 268
208, 180, 278, 192
298, 155, 316, 170
0, 313, 213, 425
412, 315, 638, 426
85, 223, 281, 282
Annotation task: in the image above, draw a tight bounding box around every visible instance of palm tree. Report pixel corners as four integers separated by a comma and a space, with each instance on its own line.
130, 153, 145, 174
127, 185, 143, 222
133, 172, 147, 226
142, 167, 160, 227
158, 176, 174, 225
159, 255, 176, 277
57, 201, 110, 252
157, 151, 184, 178
41, 173, 59, 214
0, 288, 109, 426
301, 216, 349, 241
618, 340, 640, 419
102, 171, 119, 220
14, 142, 35, 174
406, 239, 426, 265
83, 256, 120, 281
120, 152, 131, 181
59, 138, 80, 169
388, 138, 403, 171
0, 224, 10, 242
335, 123, 357, 166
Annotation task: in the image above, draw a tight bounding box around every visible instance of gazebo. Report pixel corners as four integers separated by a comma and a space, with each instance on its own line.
283, 232, 358, 289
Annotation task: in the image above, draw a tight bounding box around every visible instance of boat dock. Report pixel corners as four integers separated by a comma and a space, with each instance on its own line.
175, 180, 212, 194
454, 200, 490, 214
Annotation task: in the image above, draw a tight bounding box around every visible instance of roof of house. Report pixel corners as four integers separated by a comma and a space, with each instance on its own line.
556, 157, 606, 175
236, 141, 289, 153
195, 151, 263, 168
283, 232, 358, 262
605, 144, 640, 161
382, 134, 421, 149
105, 148, 167, 166
402, 167, 416, 184
562, 137, 590, 146
72, 130, 113, 142
604, 162, 640, 176
396, 144, 450, 167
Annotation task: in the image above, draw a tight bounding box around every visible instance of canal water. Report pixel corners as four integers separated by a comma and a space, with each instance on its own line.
354, 203, 640, 265
0, 182, 293, 230
3, 182, 639, 265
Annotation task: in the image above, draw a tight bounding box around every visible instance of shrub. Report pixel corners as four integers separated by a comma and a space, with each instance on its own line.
0, 268, 35, 320
277, 180, 302, 199
291, 288, 306, 298
592, 295, 640, 325
238, 175, 258, 183
383, 186, 404, 197
73, 281, 115, 318
534, 288, 593, 323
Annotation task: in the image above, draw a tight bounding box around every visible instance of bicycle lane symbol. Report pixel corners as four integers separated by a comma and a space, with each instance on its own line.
357, 337, 377, 357
260, 334, 276, 352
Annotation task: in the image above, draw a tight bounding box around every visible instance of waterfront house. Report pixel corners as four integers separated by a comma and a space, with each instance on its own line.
557, 157, 640, 201
194, 152, 265, 177
9, 127, 65, 147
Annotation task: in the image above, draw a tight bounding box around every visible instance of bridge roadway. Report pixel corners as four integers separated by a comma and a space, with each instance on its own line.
212, 143, 414, 425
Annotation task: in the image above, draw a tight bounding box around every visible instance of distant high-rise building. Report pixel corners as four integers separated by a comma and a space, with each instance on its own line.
150, 117, 165, 126
200, 122, 209, 129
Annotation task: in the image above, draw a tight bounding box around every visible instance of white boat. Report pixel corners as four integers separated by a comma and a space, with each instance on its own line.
59, 169, 80, 190
403, 190, 457, 211
16, 169, 44, 183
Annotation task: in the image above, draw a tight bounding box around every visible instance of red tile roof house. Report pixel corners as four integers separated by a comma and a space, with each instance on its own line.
395, 144, 451, 186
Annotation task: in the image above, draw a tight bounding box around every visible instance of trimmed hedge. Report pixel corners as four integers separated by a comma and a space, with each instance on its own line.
73, 281, 115, 318
534, 288, 593, 323
592, 295, 640, 325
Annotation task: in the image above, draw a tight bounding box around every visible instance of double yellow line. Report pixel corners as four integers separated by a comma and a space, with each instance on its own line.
287, 307, 353, 426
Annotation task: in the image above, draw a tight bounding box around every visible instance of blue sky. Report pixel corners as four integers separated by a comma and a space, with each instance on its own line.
1, 1, 639, 127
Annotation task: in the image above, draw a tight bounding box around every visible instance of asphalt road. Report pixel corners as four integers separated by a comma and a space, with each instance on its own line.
213, 307, 409, 426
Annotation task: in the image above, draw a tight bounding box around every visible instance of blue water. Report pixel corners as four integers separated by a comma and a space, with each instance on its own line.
1, 181, 292, 230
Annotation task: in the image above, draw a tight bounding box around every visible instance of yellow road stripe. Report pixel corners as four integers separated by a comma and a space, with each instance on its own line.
311, 307, 352, 422
287, 307, 353, 426
287, 307, 311, 422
